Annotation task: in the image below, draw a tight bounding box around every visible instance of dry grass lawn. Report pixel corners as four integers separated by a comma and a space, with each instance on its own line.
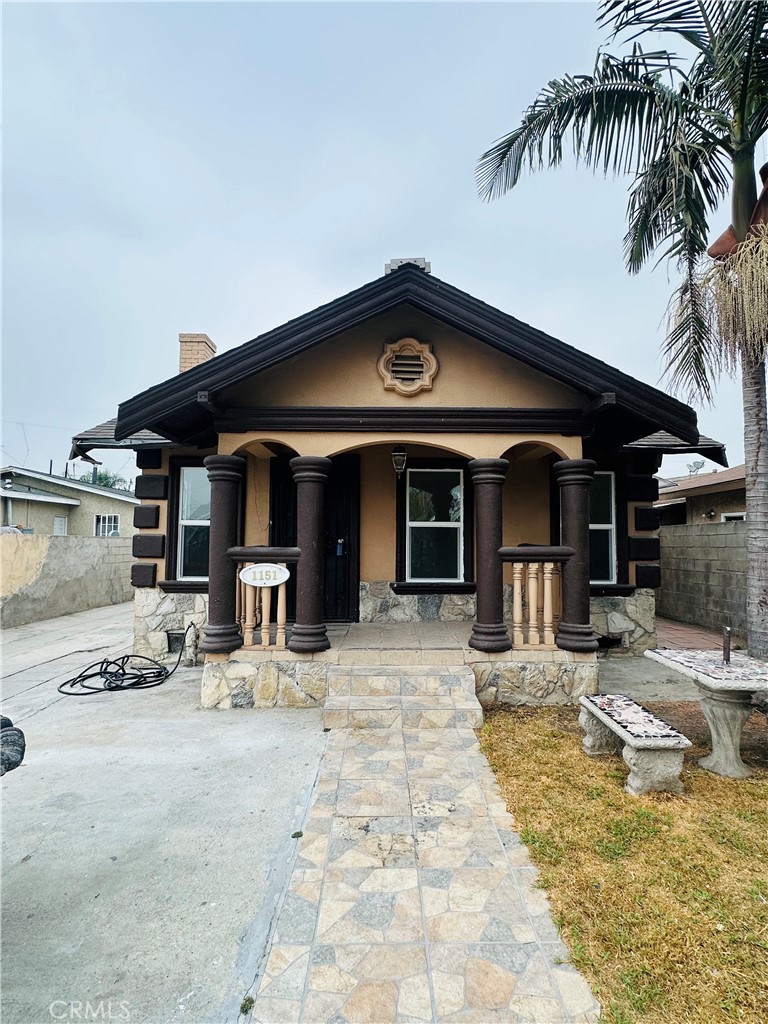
479, 703, 768, 1024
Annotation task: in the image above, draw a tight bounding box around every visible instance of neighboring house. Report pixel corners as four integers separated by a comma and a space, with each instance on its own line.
655, 464, 746, 525
72, 260, 725, 707
0, 467, 138, 537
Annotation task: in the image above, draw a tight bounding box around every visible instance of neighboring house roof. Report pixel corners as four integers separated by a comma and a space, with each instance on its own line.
69, 418, 171, 462
0, 484, 80, 507
656, 464, 746, 502
624, 430, 728, 468
112, 263, 703, 446
0, 467, 139, 504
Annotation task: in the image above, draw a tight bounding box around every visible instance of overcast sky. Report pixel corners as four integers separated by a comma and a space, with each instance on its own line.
4, 1, 759, 485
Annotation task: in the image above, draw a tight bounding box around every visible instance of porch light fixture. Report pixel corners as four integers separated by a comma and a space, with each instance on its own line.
391, 447, 407, 478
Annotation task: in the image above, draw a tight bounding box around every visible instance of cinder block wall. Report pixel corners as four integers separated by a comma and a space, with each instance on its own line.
1, 535, 133, 628
657, 522, 747, 636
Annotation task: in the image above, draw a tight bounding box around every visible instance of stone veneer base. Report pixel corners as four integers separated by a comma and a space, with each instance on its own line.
590, 588, 656, 656
200, 647, 598, 710
133, 588, 209, 662
360, 581, 656, 657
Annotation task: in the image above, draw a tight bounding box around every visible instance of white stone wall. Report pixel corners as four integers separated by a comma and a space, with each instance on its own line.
473, 652, 598, 707
590, 588, 656, 655
133, 588, 208, 661
359, 581, 476, 622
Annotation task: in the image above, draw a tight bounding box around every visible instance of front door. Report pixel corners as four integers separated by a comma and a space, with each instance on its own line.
269, 454, 360, 621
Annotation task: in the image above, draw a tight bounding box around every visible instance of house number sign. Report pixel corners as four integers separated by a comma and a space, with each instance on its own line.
238, 563, 290, 588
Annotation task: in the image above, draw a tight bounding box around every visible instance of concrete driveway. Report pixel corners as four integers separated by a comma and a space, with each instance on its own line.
1, 603, 326, 1024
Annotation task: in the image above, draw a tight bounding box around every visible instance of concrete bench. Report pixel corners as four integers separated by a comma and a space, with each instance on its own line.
578, 694, 692, 796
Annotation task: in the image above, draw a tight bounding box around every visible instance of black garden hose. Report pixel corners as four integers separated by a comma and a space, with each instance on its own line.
57, 624, 197, 696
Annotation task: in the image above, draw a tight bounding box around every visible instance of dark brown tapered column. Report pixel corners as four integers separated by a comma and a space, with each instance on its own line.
202, 454, 246, 654
469, 458, 511, 653
288, 456, 332, 653
554, 459, 599, 652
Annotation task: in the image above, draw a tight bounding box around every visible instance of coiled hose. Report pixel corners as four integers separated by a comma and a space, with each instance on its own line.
57, 624, 197, 696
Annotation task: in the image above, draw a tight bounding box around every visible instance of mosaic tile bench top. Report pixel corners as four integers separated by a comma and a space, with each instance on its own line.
581, 694, 691, 749
584, 694, 681, 739
248, 722, 601, 1023
646, 649, 768, 691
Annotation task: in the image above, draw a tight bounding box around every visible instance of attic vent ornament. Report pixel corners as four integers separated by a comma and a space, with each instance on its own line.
377, 337, 438, 396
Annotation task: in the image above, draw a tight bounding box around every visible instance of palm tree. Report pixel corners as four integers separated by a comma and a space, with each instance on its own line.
478, 0, 768, 657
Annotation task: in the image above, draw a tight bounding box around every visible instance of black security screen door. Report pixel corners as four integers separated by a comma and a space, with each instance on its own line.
269, 454, 360, 622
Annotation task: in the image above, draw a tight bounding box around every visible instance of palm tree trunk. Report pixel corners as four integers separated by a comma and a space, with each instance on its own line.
742, 351, 768, 658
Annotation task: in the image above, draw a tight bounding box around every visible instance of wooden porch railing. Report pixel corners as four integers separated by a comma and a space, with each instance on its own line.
499, 546, 574, 649
228, 546, 299, 650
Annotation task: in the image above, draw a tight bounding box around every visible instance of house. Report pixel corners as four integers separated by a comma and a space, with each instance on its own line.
655, 464, 745, 525
72, 260, 725, 707
0, 467, 138, 537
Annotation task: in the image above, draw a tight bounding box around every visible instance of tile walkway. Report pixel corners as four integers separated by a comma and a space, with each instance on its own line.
250, 716, 601, 1022
655, 616, 725, 651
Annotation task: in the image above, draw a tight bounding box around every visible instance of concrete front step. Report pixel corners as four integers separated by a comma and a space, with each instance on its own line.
323, 694, 484, 730
326, 664, 476, 699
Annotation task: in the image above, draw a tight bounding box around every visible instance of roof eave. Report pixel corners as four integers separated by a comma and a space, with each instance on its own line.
114, 265, 700, 444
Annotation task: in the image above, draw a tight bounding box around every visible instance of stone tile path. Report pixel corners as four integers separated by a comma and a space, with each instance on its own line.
655, 617, 724, 651
249, 670, 601, 1023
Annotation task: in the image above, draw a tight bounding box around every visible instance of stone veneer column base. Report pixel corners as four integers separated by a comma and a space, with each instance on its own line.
133, 589, 208, 662
590, 589, 657, 655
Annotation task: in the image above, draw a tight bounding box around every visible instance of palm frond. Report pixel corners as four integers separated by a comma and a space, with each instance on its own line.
663, 263, 722, 403
599, 0, 729, 52
476, 49, 722, 201
623, 136, 731, 272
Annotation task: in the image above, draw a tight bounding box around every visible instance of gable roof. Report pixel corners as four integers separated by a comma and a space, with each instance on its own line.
69, 418, 170, 463
0, 467, 139, 504
114, 264, 701, 445
657, 463, 745, 498
624, 430, 728, 468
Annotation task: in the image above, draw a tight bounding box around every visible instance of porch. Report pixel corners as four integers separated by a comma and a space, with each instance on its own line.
201, 617, 599, 712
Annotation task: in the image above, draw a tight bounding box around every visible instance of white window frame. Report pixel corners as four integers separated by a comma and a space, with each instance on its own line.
53, 515, 68, 536
721, 512, 746, 522
405, 467, 464, 583
177, 466, 211, 582
589, 471, 617, 585
94, 514, 120, 537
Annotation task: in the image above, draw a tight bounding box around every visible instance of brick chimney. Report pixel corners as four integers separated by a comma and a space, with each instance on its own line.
179, 333, 216, 373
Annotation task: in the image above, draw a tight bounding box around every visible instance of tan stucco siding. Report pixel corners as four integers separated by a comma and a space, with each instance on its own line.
224, 432, 581, 461
688, 489, 746, 524
222, 309, 583, 411
1, 486, 135, 538
359, 447, 396, 580
244, 455, 271, 546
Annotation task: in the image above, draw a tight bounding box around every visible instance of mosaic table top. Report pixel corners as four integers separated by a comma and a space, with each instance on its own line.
646, 649, 768, 692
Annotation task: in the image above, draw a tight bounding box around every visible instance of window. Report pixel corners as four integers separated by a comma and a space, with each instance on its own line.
94, 514, 120, 537
177, 466, 211, 580
53, 515, 68, 536
588, 472, 616, 584
721, 512, 746, 522
406, 468, 463, 582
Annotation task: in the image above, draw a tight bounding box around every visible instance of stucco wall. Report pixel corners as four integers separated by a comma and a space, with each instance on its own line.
687, 490, 746, 523
0, 535, 133, 627
222, 308, 582, 411
2, 497, 78, 537
657, 522, 747, 636
1, 480, 136, 538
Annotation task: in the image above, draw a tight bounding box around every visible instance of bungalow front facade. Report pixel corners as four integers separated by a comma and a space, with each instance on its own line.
72, 260, 725, 708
